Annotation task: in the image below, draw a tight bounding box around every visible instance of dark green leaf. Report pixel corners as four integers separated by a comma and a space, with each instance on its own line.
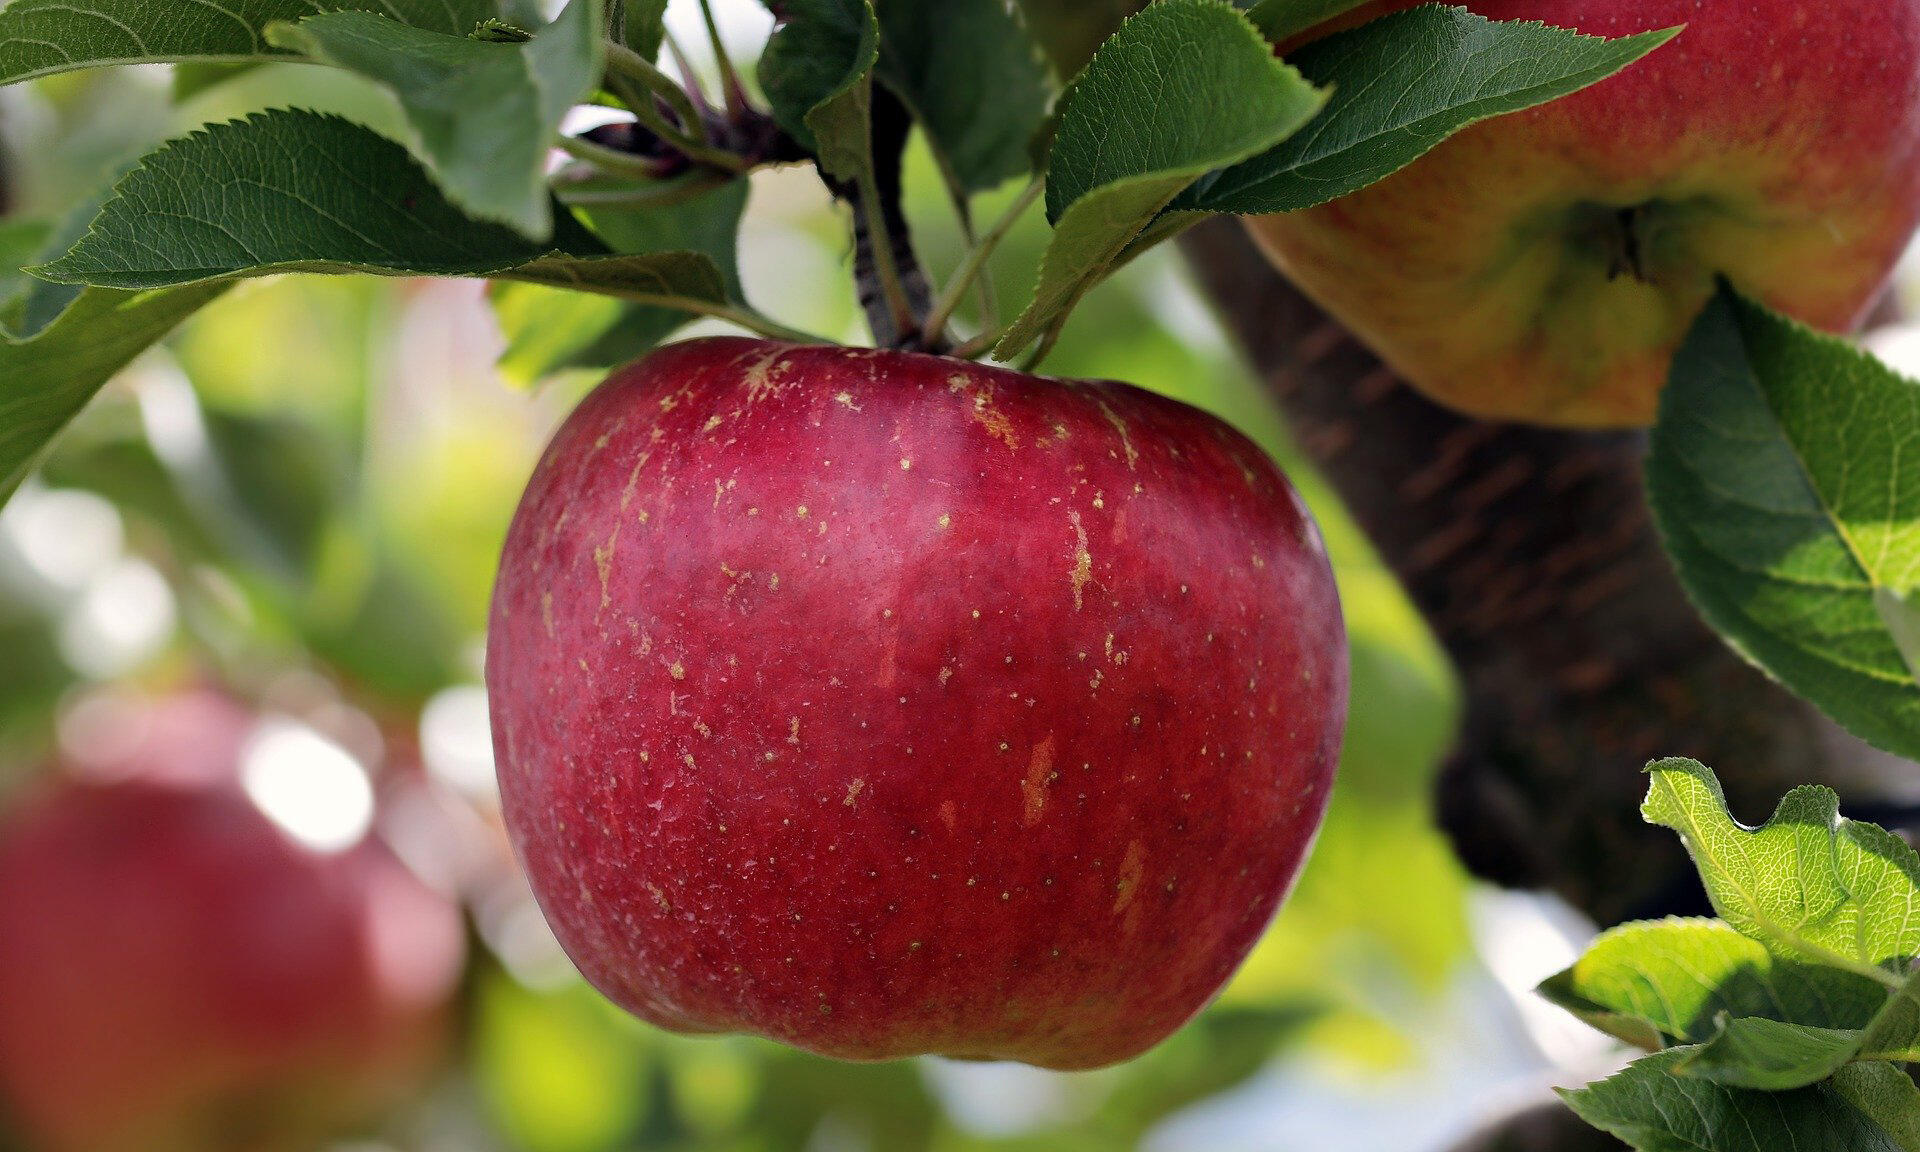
266, 0, 603, 238
1648, 286, 1920, 758
1563, 1051, 1920, 1152
34, 111, 728, 308
997, 0, 1324, 358
1679, 1017, 1880, 1092
618, 0, 668, 59
0, 0, 500, 85
1009, 0, 1141, 78
757, 0, 880, 181
0, 220, 51, 320
1245, 0, 1369, 43
872, 0, 1051, 195
6, 178, 135, 341
1177, 6, 1676, 215
492, 178, 750, 382
0, 285, 229, 507
1674, 973, 1920, 1090
172, 61, 261, 101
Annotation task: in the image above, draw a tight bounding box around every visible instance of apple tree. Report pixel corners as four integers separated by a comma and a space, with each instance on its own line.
2, 0, 1920, 1149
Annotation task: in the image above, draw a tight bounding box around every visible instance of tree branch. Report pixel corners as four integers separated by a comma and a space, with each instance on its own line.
1179, 218, 1911, 927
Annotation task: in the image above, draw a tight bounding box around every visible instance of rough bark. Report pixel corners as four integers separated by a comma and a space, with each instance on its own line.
1179, 218, 1906, 929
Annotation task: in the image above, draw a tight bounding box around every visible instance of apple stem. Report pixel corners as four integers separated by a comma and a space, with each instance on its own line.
1604, 205, 1652, 284
925, 176, 1044, 351
830, 87, 936, 351
639, 295, 824, 344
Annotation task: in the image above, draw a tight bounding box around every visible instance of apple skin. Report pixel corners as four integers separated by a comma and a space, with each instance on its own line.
487, 337, 1348, 1070
1245, 0, 1920, 428
0, 693, 466, 1152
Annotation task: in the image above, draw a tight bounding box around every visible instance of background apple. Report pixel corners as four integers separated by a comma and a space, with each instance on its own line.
0, 691, 467, 1152
1245, 0, 1920, 427
487, 338, 1349, 1070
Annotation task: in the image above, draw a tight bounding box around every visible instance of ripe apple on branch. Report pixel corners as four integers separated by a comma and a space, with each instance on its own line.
488, 338, 1347, 1068
1244, 0, 1920, 427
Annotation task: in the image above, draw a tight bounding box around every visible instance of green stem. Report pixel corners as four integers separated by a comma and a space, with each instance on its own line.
661, 30, 714, 125
948, 329, 997, 361
924, 176, 1042, 347
1017, 322, 1063, 374
695, 0, 749, 120
555, 134, 670, 178
614, 294, 822, 344
553, 169, 733, 208
605, 41, 706, 144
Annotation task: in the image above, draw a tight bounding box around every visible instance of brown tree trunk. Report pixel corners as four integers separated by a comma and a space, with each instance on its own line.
1179, 218, 1906, 929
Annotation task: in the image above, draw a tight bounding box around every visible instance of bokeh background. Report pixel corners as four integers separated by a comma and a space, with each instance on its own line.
12, 3, 1912, 1149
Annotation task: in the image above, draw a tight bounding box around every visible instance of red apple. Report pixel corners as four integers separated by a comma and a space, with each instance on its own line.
0, 692, 466, 1152
487, 337, 1348, 1070
1246, 0, 1920, 427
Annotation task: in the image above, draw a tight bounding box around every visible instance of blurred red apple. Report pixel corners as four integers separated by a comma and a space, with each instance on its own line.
1246, 0, 1920, 427
487, 338, 1348, 1070
0, 692, 466, 1152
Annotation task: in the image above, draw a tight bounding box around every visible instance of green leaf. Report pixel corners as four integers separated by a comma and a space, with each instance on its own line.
1641, 759, 1920, 975
1041, 0, 1323, 223
0, 285, 229, 507
1675, 969, 1920, 1090
491, 178, 750, 383
1836, 1062, 1920, 1152
1678, 1017, 1882, 1092
0, 220, 51, 320
995, 0, 1325, 359
617, 0, 668, 59
1009, 0, 1142, 78
4, 172, 145, 341
1177, 5, 1677, 215
0, 0, 499, 86
266, 0, 604, 238
34, 111, 728, 309
758, 0, 881, 181
872, 0, 1051, 195
172, 61, 261, 101
1245, 0, 1368, 43
1539, 918, 1890, 1052
1563, 1050, 1920, 1152
1648, 287, 1920, 760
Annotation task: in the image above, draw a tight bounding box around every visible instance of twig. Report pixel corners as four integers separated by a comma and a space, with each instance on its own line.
825, 86, 935, 349
924, 177, 1043, 347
